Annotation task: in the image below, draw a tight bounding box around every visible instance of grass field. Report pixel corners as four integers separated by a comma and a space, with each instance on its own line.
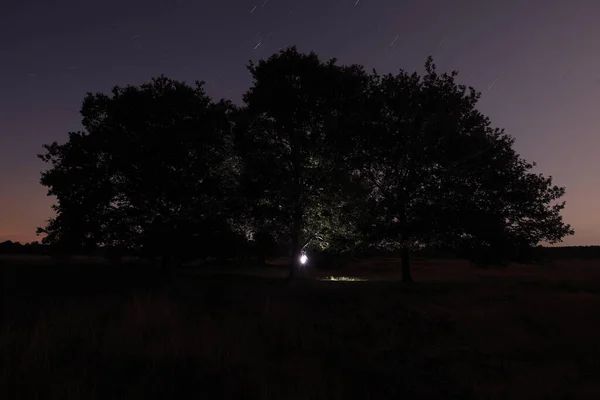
2, 255, 600, 399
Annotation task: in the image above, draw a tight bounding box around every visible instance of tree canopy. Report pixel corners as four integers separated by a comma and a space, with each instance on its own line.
37, 47, 574, 280
235, 47, 371, 275
38, 76, 240, 266
339, 57, 573, 279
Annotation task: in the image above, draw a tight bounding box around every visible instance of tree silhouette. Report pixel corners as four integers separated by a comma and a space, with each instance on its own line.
236, 46, 368, 277
38, 76, 238, 271
343, 57, 573, 281
35, 49, 574, 281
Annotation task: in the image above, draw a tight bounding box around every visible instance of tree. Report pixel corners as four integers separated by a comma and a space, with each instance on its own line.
37, 131, 116, 256
236, 46, 368, 277
345, 57, 573, 281
38, 76, 238, 270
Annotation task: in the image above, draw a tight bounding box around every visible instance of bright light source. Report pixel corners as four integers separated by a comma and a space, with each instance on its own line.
300, 254, 308, 264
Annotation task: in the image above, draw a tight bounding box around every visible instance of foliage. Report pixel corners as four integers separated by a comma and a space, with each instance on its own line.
37, 76, 239, 261
341, 57, 573, 276
36, 49, 574, 277
0, 240, 47, 255
236, 46, 368, 274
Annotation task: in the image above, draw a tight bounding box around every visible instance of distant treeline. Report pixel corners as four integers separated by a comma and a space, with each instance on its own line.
410, 245, 600, 261
2, 240, 600, 262
0, 241, 47, 256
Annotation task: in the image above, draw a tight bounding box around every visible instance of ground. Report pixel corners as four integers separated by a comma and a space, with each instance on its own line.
2, 255, 600, 399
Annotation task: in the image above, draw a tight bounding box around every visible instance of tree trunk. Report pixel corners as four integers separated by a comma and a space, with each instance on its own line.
288, 206, 303, 279
289, 226, 300, 279
400, 247, 414, 283
289, 211, 302, 279
289, 127, 303, 281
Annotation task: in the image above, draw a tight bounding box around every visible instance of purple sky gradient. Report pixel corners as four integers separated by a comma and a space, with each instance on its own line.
1, 0, 599, 245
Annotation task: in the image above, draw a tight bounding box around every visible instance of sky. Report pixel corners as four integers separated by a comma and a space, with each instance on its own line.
1, 0, 599, 246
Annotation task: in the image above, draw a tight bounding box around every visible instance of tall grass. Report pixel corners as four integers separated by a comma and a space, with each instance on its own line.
2, 258, 600, 398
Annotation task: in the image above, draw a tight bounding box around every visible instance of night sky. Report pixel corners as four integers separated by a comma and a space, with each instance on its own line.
1, 0, 599, 245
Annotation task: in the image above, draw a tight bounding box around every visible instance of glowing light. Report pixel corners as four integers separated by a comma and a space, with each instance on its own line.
319, 276, 367, 282
300, 254, 308, 264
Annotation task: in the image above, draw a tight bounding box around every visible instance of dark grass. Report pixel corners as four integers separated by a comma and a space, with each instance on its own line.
2, 256, 600, 399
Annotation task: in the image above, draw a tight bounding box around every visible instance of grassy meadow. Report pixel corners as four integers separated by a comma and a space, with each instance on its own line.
2, 255, 600, 399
